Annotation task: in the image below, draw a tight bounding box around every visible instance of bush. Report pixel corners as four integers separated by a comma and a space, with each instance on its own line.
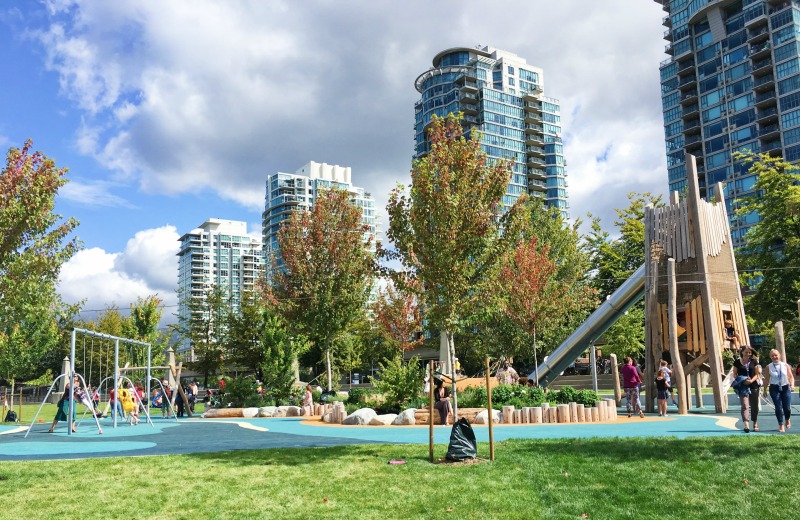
346, 388, 369, 405
574, 389, 600, 407
457, 384, 548, 409
372, 355, 424, 413
221, 376, 262, 408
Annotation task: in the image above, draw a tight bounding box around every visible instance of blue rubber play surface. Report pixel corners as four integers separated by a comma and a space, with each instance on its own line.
1, 399, 797, 461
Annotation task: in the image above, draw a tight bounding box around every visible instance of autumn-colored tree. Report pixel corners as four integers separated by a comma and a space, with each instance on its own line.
499, 234, 595, 379
0, 140, 80, 391
371, 281, 423, 355
385, 113, 525, 416
273, 188, 375, 390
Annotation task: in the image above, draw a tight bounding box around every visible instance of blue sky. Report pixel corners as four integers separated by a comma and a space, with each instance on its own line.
0, 1, 669, 324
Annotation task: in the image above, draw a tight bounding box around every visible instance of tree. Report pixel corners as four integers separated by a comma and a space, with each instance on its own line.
258, 311, 309, 405
371, 281, 423, 355
499, 233, 595, 380
174, 285, 229, 387
585, 193, 663, 358
273, 188, 375, 390
385, 113, 526, 415
226, 289, 268, 379
0, 140, 80, 390
735, 152, 800, 352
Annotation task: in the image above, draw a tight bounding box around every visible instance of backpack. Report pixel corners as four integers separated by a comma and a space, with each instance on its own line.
5, 410, 18, 422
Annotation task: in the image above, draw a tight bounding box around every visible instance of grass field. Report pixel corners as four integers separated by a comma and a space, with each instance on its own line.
0, 435, 796, 519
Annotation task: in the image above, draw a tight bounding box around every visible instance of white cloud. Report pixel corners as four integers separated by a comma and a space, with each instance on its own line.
58, 225, 179, 324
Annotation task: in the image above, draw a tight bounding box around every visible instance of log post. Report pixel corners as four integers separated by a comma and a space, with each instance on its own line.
486, 357, 494, 461
429, 361, 434, 463
776, 321, 786, 363
668, 259, 688, 414
610, 354, 621, 406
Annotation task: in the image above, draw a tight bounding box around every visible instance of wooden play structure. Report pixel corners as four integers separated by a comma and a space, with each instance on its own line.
643, 153, 748, 413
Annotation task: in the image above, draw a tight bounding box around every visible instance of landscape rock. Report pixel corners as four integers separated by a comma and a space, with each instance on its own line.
473, 409, 502, 424
369, 414, 398, 426
392, 408, 417, 425
271, 407, 288, 418
242, 407, 259, 418
284, 406, 302, 417
258, 406, 277, 417
342, 408, 377, 425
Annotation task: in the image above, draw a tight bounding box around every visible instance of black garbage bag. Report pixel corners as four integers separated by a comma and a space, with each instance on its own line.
446, 417, 477, 461
5, 410, 18, 423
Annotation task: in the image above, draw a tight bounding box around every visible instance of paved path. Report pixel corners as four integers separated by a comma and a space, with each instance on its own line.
1, 399, 797, 462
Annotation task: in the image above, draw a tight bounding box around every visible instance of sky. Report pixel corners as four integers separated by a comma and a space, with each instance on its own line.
0, 0, 669, 325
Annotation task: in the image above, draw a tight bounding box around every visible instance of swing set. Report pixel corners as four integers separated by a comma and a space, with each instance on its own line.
25, 328, 179, 437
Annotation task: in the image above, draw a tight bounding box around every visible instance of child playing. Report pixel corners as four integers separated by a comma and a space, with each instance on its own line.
656, 368, 670, 417
659, 359, 678, 406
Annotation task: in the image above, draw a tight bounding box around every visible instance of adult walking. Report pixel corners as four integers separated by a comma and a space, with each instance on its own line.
621, 357, 644, 418
763, 349, 795, 433
732, 347, 761, 433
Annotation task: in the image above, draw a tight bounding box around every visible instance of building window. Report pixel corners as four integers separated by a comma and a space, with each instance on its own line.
508, 65, 515, 75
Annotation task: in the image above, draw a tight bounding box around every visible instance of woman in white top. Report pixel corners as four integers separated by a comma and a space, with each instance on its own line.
763, 349, 795, 433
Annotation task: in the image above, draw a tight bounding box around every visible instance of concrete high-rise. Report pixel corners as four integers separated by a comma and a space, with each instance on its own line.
656, 0, 798, 247
414, 45, 569, 218
176, 218, 264, 356
262, 161, 378, 268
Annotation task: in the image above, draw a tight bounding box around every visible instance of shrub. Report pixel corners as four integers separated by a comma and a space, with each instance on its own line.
222, 376, 262, 408
574, 389, 600, 407
346, 388, 369, 405
551, 386, 578, 405
372, 355, 424, 413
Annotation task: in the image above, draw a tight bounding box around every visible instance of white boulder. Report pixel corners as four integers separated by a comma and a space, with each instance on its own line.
392, 408, 417, 425
258, 406, 277, 417
285, 406, 302, 417
369, 414, 398, 426
242, 407, 260, 418
342, 408, 377, 425
473, 409, 503, 424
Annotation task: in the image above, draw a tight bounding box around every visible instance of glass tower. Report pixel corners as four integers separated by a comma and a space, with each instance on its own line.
262, 161, 378, 270
176, 218, 264, 357
657, 0, 800, 247
414, 46, 569, 218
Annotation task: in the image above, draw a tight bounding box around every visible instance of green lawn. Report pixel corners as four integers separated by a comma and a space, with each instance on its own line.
0, 436, 795, 519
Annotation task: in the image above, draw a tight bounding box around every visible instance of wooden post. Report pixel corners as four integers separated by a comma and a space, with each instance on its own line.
644, 203, 654, 413
429, 361, 434, 463
667, 259, 688, 414
776, 322, 786, 363
686, 153, 726, 413
610, 354, 621, 405
694, 372, 704, 408
485, 357, 494, 460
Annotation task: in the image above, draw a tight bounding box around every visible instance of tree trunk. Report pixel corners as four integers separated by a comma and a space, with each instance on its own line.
325, 346, 333, 392
447, 331, 458, 421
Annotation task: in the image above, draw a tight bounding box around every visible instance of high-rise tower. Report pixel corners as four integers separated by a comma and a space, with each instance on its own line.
414, 46, 569, 217
656, 0, 798, 247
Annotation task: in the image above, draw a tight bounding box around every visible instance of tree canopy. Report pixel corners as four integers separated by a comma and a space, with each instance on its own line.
0, 140, 80, 386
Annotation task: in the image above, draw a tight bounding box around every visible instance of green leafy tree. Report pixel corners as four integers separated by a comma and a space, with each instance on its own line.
385, 113, 526, 415
585, 193, 663, 358
259, 312, 310, 405
174, 285, 229, 387
273, 188, 375, 390
735, 152, 800, 353
372, 355, 424, 413
0, 140, 80, 392
371, 281, 423, 355
226, 289, 268, 379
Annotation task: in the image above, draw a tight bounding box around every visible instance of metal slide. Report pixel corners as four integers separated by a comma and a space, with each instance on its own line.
530, 263, 646, 387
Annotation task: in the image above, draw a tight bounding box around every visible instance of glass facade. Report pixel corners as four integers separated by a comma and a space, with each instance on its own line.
656, 0, 800, 246
414, 46, 569, 218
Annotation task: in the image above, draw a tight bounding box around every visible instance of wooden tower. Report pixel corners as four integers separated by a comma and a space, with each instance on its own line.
644, 154, 747, 413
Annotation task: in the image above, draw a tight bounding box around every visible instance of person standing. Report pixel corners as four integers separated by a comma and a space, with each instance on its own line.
621, 357, 644, 418
733, 347, 761, 433
655, 368, 670, 417
49, 376, 79, 433
302, 384, 314, 416
496, 360, 519, 385
763, 349, 795, 433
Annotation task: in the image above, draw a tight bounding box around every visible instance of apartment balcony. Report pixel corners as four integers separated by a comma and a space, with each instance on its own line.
755, 90, 777, 108
761, 139, 782, 155
759, 123, 780, 141
680, 90, 699, 105
460, 102, 478, 115
525, 101, 542, 112
756, 106, 779, 124
527, 157, 546, 168
459, 79, 479, 92
747, 26, 770, 45
523, 87, 543, 100
528, 180, 547, 193
685, 134, 703, 152
526, 146, 545, 158
678, 74, 697, 90
681, 103, 700, 119
744, 4, 767, 28
459, 91, 478, 104
524, 123, 544, 133
677, 59, 695, 72
752, 58, 773, 76
663, 15, 671, 27
527, 168, 546, 181
753, 74, 775, 92
664, 28, 673, 41
524, 112, 543, 123
683, 119, 701, 135
525, 133, 544, 146
665, 42, 674, 56
749, 42, 771, 60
